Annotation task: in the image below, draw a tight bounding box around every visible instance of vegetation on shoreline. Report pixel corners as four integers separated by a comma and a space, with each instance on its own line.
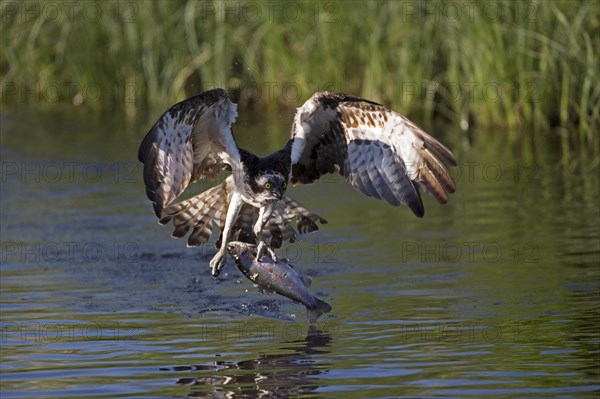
1, 1, 598, 141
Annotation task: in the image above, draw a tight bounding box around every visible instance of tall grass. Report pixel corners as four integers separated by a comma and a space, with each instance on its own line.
1, 0, 598, 141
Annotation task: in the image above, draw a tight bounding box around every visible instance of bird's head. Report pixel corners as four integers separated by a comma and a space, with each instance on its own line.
251, 170, 288, 204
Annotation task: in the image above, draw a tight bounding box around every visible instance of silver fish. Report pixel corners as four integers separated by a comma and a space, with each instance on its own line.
227, 241, 332, 323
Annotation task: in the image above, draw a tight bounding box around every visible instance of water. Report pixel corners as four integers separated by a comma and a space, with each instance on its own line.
1, 107, 599, 398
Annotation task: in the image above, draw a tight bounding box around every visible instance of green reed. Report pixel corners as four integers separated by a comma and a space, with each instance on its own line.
1, 0, 598, 142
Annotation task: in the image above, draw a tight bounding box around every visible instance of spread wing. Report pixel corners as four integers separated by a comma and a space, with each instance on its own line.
289, 91, 457, 217
138, 89, 241, 217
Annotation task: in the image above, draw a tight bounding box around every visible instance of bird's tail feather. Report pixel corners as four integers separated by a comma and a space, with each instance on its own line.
159, 182, 228, 247
158, 183, 326, 249
225, 196, 327, 249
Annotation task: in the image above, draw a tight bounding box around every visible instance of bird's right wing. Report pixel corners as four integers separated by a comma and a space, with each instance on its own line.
138, 89, 241, 217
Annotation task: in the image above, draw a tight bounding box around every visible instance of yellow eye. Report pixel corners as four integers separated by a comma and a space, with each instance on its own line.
265, 182, 271, 189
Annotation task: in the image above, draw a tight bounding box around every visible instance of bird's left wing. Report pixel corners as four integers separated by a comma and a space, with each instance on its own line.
289, 91, 457, 217
138, 89, 241, 217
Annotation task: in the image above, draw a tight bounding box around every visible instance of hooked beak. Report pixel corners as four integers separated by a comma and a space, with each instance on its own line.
265, 192, 282, 204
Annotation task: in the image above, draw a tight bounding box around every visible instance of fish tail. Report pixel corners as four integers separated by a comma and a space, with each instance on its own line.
307, 298, 333, 324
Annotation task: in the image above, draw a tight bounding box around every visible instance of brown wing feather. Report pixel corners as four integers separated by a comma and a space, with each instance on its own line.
289, 91, 456, 217
138, 89, 240, 217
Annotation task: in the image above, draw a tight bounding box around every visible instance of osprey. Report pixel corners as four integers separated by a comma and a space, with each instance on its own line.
138, 89, 456, 276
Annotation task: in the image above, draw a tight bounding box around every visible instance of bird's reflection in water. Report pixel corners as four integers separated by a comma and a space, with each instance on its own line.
173, 326, 333, 398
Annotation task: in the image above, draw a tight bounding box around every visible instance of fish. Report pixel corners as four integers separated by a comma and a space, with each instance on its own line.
226, 241, 332, 324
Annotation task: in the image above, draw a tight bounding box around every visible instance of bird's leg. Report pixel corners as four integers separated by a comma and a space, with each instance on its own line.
210, 192, 243, 277
255, 205, 278, 261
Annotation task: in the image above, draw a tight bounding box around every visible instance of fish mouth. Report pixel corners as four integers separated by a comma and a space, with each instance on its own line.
226, 241, 256, 259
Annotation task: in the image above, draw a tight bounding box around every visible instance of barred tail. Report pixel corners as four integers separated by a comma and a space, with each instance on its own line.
157, 181, 327, 250
281, 197, 328, 234
217, 196, 328, 250
159, 182, 228, 247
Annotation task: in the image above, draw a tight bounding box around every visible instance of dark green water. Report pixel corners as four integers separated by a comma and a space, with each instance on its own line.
1, 107, 599, 398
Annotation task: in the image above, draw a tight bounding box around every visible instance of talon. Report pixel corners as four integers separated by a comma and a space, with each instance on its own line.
210, 250, 227, 277
256, 242, 267, 259
267, 247, 278, 262
256, 241, 277, 261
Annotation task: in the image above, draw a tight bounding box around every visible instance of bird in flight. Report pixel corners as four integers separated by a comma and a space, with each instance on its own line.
138, 89, 456, 276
